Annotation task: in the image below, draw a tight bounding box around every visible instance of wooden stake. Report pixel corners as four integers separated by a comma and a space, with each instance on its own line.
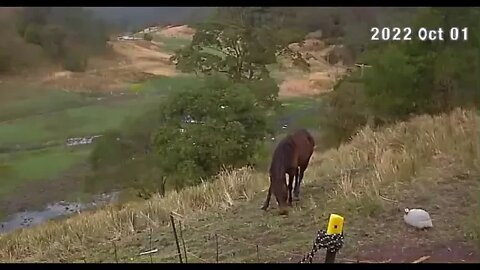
412, 256, 430, 263
113, 241, 119, 263
215, 233, 219, 263
179, 220, 188, 263
148, 225, 153, 263
170, 214, 183, 263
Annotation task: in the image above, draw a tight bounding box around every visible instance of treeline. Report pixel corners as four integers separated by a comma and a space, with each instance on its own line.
0, 7, 110, 73
319, 7, 480, 148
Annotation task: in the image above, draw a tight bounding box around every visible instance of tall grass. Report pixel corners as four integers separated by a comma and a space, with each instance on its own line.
311, 108, 479, 213
0, 108, 478, 262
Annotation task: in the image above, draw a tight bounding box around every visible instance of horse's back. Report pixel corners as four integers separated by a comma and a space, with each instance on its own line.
293, 129, 315, 147
290, 129, 315, 164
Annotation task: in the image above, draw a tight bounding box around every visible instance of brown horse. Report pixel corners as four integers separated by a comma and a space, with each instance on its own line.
261, 129, 315, 214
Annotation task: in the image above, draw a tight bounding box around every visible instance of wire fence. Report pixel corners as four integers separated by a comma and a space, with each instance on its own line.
127, 212, 348, 264
110, 209, 432, 264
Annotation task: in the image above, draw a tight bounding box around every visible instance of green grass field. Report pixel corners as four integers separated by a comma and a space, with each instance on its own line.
0, 75, 210, 147
0, 75, 208, 202
0, 90, 93, 123
0, 97, 162, 146
0, 146, 91, 196
277, 96, 323, 132
131, 74, 204, 96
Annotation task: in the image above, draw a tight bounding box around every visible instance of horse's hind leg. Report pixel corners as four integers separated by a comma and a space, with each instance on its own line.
293, 167, 301, 201
287, 173, 294, 206
261, 186, 272, 211
293, 166, 306, 200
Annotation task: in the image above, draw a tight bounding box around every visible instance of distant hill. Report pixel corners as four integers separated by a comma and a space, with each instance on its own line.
88, 7, 215, 31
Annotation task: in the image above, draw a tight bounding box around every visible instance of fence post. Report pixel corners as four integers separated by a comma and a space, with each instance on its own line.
324, 214, 344, 264
179, 220, 188, 263
170, 213, 183, 263
215, 233, 219, 263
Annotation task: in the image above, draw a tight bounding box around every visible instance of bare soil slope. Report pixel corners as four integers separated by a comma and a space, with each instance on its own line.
41, 40, 177, 92
278, 38, 352, 98
39, 25, 195, 92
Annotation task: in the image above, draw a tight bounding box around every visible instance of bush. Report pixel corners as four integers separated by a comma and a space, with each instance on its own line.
23, 23, 43, 45
144, 33, 153, 41
63, 50, 88, 72
318, 77, 370, 150
152, 74, 270, 189
0, 49, 12, 72
39, 25, 66, 59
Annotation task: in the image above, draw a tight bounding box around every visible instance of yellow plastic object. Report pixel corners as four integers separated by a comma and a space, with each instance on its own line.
326, 214, 344, 235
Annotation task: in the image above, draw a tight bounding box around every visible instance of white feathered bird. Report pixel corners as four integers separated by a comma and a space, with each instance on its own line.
403, 208, 433, 229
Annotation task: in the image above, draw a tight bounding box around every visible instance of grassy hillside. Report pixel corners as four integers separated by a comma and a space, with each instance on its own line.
0, 108, 477, 262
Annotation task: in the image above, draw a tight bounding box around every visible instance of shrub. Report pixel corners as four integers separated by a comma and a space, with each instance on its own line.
23, 23, 43, 45
0, 49, 12, 72
62, 50, 88, 72
143, 33, 153, 41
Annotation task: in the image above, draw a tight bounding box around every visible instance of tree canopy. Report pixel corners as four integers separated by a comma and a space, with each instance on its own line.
152, 75, 269, 189
172, 7, 308, 82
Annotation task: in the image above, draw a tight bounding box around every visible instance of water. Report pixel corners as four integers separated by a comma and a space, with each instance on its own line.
0, 192, 119, 234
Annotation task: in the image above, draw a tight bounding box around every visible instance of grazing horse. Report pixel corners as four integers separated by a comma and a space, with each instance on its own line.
261, 129, 315, 214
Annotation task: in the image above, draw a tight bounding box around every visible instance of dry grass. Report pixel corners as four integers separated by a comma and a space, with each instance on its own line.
0, 108, 478, 262
0, 168, 267, 262
311, 108, 479, 214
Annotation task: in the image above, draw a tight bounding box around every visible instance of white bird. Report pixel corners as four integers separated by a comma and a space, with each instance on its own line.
403, 208, 433, 229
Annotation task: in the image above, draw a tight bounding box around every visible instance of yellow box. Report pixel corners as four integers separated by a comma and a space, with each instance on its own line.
326, 214, 344, 235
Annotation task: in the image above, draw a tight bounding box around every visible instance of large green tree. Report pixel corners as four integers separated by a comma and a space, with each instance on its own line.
172, 7, 309, 115
152, 74, 269, 190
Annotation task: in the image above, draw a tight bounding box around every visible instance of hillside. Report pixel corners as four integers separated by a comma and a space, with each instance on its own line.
0, 109, 478, 263
1, 7, 480, 264
0, 23, 337, 227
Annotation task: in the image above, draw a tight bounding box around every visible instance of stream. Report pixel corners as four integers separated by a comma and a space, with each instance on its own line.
0, 192, 120, 234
